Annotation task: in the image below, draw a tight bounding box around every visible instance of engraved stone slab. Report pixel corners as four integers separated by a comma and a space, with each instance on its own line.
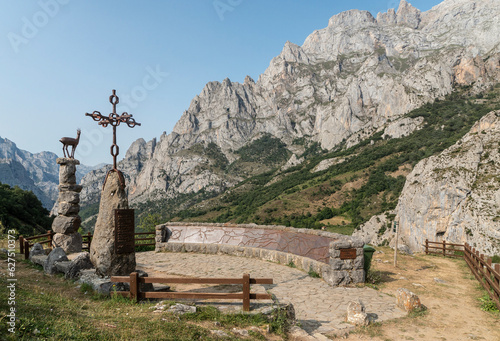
166, 225, 331, 263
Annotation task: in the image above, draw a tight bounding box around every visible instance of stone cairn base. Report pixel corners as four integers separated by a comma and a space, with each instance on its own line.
51, 158, 82, 253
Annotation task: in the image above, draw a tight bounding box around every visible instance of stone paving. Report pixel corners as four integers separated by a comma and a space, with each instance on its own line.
136, 251, 406, 335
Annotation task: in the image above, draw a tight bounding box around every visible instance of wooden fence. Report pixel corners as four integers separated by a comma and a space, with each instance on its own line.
424, 239, 464, 258
20, 231, 156, 259
464, 243, 500, 310
19, 231, 53, 260
424, 239, 500, 310
110, 272, 273, 311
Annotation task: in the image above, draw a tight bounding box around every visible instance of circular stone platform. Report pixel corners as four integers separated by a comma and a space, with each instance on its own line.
136, 251, 405, 335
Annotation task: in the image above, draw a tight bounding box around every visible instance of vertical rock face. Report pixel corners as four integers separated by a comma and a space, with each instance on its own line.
395, 111, 500, 256
90, 171, 135, 276
51, 158, 82, 253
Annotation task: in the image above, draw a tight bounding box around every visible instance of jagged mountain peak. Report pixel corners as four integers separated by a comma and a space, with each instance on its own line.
79, 0, 500, 214
327, 9, 376, 28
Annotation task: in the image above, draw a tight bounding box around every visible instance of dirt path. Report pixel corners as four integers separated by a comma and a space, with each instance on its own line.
327, 247, 500, 341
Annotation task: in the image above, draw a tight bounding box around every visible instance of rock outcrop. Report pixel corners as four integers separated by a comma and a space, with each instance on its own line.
80, 0, 500, 210
395, 111, 500, 256
89, 171, 136, 276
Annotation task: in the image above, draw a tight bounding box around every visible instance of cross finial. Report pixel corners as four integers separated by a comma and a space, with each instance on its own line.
85, 90, 141, 188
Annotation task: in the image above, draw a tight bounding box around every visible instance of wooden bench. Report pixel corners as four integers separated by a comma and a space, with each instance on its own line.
111, 273, 273, 311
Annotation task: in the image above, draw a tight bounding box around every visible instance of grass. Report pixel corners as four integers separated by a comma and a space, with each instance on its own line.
0, 250, 285, 340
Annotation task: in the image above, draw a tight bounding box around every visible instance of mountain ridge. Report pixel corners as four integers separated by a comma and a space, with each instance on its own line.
81, 0, 500, 210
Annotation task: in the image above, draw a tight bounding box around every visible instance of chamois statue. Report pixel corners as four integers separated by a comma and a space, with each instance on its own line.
60, 129, 81, 159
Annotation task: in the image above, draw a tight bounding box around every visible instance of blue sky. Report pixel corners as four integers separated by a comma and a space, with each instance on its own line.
0, 0, 442, 166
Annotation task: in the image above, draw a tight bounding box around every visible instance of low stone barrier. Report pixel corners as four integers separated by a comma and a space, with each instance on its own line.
156, 222, 365, 287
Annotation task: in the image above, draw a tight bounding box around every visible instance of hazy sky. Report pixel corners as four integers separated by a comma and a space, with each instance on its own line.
0, 0, 442, 166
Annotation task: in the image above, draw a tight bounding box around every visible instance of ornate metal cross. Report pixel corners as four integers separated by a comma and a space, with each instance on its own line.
85, 89, 141, 188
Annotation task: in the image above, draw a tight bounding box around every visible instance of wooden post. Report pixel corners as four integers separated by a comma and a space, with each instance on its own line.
425, 239, 428, 255
24, 240, 30, 260
443, 240, 446, 257
19, 236, 24, 255
130, 272, 139, 302
393, 221, 399, 268
495, 264, 500, 290
47, 230, 53, 250
243, 274, 250, 312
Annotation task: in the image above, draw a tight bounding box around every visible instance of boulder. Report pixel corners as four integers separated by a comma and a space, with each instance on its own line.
136, 270, 154, 292
31, 255, 48, 266
396, 288, 422, 312
346, 300, 369, 326
43, 247, 69, 275
65, 252, 94, 279
55, 261, 72, 274
167, 303, 196, 315
29, 243, 46, 260
90, 171, 136, 276
52, 232, 82, 253
57, 202, 80, 216
52, 215, 81, 234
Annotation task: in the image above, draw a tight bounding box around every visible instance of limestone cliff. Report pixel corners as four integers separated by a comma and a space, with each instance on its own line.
395, 111, 500, 256
79, 0, 500, 215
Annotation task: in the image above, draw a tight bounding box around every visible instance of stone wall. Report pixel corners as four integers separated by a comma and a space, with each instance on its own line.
156, 222, 364, 287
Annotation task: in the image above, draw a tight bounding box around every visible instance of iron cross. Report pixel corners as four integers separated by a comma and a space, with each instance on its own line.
85, 90, 141, 188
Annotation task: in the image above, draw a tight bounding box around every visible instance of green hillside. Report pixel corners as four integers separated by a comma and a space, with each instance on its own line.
157, 84, 500, 234
0, 182, 53, 237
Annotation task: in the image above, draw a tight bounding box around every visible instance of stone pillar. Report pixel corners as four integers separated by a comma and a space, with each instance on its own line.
322, 237, 365, 286
51, 158, 83, 253
90, 171, 135, 276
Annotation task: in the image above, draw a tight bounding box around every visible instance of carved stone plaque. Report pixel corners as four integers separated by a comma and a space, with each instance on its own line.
114, 209, 135, 254
339, 248, 357, 260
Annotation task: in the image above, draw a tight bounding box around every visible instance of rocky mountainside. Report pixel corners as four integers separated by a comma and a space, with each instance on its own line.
395, 111, 500, 255
81, 0, 500, 210
0, 136, 96, 209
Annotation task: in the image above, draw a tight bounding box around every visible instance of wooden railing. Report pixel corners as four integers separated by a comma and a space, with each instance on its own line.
19, 230, 54, 260
424, 239, 464, 258
110, 273, 273, 311
424, 239, 500, 310
464, 243, 500, 310
20, 231, 156, 259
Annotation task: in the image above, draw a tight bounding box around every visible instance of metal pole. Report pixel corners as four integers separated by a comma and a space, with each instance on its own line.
394, 221, 399, 268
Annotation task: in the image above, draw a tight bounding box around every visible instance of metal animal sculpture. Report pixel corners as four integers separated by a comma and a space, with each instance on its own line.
59, 129, 81, 158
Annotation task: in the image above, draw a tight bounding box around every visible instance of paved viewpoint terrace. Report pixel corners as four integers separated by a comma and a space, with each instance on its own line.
136, 251, 406, 335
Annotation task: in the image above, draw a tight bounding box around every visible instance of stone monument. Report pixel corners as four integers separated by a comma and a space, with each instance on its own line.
51, 157, 83, 253
87, 90, 141, 276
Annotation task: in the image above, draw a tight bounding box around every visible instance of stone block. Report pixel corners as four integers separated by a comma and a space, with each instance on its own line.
205, 243, 219, 255
44, 247, 69, 274
52, 215, 81, 234
59, 162, 77, 184
354, 255, 364, 269
396, 288, 422, 312
29, 243, 46, 260
52, 232, 82, 253
346, 300, 369, 325
65, 252, 94, 279
58, 202, 80, 216
55, 261, 73, 274
58, 184, 83, 193
350, 269, 365, 283
31, 255, 48, 266
58, 191, 80, 204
